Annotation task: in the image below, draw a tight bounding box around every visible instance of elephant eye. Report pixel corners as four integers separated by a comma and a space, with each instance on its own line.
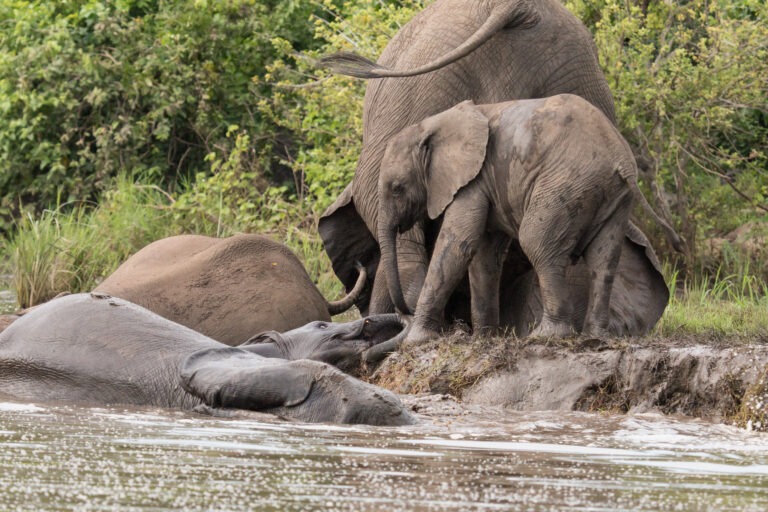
391, 183, 404, 195
317, 322, 328, 329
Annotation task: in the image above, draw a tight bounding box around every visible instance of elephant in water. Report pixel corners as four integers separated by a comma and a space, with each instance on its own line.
370, 97, 682, 355
0, 293, 413, 426
317, 0, 617, 317
94, 234, 366, 346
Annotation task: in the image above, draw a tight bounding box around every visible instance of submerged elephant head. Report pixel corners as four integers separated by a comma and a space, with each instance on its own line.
378, 102, 489, 314
240, 314, 407, 374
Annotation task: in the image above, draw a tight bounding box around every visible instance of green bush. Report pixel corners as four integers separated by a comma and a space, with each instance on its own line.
0, 0, 325, 229
566, 0, 768, 268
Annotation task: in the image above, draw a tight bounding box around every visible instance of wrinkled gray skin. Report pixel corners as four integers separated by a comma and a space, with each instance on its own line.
377, 96, 683, 346
95, 234, 366, 346
318, 0, 616, 318
0, 293, 413, 426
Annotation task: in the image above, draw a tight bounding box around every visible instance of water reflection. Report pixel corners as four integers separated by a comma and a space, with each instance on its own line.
0, 397, 766, 510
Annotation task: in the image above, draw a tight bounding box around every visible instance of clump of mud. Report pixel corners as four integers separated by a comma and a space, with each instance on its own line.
369, 328, 519, 396
731, 364, 768, 431
367, 329, 768, 429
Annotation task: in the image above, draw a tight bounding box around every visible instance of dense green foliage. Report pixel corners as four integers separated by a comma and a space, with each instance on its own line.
1, 0, 766, 334
567, 0, 768, 264
0, 0, 323, 227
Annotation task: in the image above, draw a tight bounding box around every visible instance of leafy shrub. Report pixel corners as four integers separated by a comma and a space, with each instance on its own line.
0, 0, 324, 229
566, 0, 768, 267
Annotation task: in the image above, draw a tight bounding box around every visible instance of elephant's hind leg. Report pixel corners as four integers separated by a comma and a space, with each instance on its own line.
582, 208, 630, 337
468, 231, 511, 333
518, 217, 578, 339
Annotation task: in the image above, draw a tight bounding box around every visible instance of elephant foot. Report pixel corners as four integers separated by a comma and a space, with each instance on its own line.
529, 319, 576, 340
402, 323, 440, 349
583, 325, 611, 339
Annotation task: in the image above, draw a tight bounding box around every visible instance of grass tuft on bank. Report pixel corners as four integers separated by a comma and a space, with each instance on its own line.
657, 266, 768, 338
4, 179, 181, 308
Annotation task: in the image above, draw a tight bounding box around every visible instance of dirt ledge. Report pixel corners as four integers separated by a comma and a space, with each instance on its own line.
367, 331, 768, 429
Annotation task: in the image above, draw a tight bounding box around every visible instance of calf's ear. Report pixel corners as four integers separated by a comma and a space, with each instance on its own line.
421, 100, 489, 219
180, 348, 314, 409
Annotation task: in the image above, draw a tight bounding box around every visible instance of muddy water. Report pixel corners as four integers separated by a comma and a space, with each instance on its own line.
0, 399, 766, 511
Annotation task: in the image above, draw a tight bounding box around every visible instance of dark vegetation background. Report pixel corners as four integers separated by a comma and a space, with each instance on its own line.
0, 0, 766, 334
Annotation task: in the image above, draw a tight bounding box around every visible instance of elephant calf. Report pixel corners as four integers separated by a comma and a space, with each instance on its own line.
376, 95, 682, 347
0, 293, 413, 425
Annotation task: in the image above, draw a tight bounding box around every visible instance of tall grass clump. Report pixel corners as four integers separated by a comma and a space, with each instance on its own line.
4, 176, 181, 308
658, 259, 768, 338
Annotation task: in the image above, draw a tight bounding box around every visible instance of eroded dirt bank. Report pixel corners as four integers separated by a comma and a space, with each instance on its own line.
368, 332, 768, 428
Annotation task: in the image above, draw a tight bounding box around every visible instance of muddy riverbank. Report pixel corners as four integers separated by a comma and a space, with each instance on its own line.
369, 331, 768, 429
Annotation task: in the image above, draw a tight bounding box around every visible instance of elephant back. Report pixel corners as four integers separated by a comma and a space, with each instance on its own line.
95, 234, 332, 345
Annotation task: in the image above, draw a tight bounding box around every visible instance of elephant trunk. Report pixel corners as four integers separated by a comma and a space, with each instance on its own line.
327, 262, 367, 315
378, 219, 413, 316
318, 1, 539, 79
362, 314, 412, 364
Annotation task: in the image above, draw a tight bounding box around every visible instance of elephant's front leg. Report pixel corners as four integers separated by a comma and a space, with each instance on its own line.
468, 231, 511, 333
405, 189, 489, 347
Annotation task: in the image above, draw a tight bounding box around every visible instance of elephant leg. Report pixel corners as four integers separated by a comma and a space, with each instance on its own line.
398, 223, 429, 310
468, 231, 511, 332
369, 263, 395, 314
519, 214, 577, 339
407, 190, 489, 346
583, 211, 630, 337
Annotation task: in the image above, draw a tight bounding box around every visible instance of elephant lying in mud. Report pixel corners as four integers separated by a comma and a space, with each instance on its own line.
374, 96, 682, 349
94, 234, 365, 346
0, 293, 413, 425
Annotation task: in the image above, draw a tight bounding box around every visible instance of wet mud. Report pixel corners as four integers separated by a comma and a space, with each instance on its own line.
370, 332, 768, 428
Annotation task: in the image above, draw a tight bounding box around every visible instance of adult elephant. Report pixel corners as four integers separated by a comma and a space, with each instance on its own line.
0, 293, 413, 425
318, 0, 617, 317
94, 234, 365, 346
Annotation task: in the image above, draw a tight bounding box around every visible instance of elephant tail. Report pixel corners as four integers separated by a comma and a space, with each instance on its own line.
318, 1, 539, 79
327, 261, 367, 315
619, 163, 685, 253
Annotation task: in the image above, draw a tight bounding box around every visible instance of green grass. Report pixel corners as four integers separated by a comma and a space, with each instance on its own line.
657, 263, 768, 338
3, 177, 182, 308
0, 175, 348, 314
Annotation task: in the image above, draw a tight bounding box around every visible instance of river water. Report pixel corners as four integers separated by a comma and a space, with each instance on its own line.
1, 397, 767, 511
1, 285, 767, 510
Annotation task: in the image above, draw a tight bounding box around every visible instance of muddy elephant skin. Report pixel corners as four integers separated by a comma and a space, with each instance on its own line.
318, 0, 616, 316
377, 96, 681, 344
94, 234, 365, 346
0, 293, 413, 426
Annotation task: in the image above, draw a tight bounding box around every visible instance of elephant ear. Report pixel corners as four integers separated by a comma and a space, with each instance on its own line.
421, 100, 489, 220
607, 222, 670, 335
237, 331, 286, 358
179, 348, 314, 409
317, 184, 378, 315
